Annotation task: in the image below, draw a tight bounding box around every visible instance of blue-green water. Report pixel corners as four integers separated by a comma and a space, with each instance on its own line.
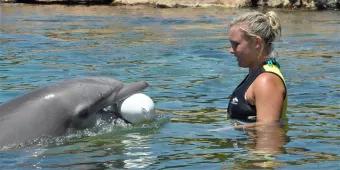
1, 4, 339, 169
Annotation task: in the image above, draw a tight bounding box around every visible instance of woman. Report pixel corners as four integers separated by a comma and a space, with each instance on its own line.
227, 11, 287, 127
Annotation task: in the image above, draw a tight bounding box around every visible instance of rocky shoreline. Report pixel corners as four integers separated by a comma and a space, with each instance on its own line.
1, 0, 339, 10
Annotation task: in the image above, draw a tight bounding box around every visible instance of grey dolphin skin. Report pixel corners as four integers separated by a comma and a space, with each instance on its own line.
0, 77, 148, 147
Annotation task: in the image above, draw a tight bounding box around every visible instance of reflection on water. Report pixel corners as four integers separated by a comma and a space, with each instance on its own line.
122, 133, 156, 169
0, 4, 340, 169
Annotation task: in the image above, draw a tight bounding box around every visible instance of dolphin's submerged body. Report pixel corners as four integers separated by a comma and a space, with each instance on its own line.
0, 77, 148, 147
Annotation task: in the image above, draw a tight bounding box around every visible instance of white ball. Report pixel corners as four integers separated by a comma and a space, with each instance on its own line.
119, 93, 155, 124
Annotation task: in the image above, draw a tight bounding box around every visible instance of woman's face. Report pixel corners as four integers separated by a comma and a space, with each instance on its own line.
228, 25, 258, 68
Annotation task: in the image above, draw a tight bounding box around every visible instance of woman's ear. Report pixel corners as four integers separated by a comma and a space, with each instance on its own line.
255, 36, 263, 49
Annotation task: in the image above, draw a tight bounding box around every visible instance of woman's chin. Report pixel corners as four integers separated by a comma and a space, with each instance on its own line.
238, 62, 246, 68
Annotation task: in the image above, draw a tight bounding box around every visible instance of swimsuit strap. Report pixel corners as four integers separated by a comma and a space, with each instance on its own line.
264, 58, 280, 68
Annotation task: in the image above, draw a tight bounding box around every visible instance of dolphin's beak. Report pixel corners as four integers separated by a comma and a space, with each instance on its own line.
116, 81, 149, 102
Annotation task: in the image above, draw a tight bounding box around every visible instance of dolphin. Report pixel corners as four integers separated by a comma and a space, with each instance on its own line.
0, 77, 148, 147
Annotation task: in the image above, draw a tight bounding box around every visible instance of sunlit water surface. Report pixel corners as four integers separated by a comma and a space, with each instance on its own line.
0, 4, 339, 169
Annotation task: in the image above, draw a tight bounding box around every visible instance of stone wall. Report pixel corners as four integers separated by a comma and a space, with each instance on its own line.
2, 0, 339, 10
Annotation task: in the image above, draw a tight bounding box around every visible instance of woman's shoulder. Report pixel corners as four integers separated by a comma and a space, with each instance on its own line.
252, 72, 285, 98
262, 58, 285, 82
255, 72, 283, 86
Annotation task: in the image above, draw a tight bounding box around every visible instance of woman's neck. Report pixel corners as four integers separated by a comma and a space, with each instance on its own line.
248, 54, 270, 74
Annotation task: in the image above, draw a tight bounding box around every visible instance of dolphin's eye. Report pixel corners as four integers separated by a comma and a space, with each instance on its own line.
79, 110, 90, 119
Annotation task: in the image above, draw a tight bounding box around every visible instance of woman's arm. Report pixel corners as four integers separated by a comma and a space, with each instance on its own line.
253, 72, 286, 123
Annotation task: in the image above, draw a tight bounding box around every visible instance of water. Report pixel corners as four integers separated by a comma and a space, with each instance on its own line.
1, 4, 339, 169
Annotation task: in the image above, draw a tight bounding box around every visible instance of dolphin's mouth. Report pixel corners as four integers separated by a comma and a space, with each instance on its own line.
98, 104, 130, 124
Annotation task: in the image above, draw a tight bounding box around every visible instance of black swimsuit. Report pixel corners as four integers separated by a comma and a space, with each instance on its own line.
227, 58, 287, 122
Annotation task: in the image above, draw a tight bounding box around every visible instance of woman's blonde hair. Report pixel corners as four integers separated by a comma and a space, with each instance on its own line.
230, 11, 281, 47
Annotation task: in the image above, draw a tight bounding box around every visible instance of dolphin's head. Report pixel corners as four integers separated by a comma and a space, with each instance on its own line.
0, 77, 149, 147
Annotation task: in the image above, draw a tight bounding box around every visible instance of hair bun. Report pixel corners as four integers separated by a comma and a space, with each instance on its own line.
266, 11, 281, 34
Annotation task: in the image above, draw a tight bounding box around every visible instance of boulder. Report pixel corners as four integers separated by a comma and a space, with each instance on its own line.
1, 0, 339, 10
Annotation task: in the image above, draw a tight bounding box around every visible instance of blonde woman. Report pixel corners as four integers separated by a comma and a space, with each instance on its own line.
227, 11, 287, 128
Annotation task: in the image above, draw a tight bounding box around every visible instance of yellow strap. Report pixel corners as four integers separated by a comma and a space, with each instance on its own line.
263, 64, 285, 83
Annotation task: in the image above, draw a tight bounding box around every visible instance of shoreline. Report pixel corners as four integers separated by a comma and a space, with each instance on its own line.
1, 0, 339, 10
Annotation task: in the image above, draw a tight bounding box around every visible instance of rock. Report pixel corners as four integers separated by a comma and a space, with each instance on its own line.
113, 0, 248, 8
314, 0, 340, 9
266, 0, 290, 8
1, 0, 339, 10
242, 0, 338, 9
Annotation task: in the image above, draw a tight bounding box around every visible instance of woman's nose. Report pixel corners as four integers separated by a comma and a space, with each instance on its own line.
229, 47, 234, 54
